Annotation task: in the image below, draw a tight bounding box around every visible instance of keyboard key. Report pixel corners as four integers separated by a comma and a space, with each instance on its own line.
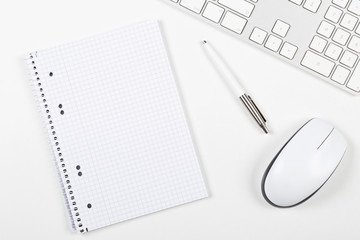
221, 11, 247, 34
303, 0, 322, 12
347, 62, 360, 91
340, 13, 358, 30
250, 27, 267, 44
356, 24, 360, 34
332, 0, 349, 8
265, 35, 283, 52
348, 0, 360, 16
168, 0, 360, 94
331, 65, 350, 84
289, 0, 303, 5
202, 2, 224, 23
272, 20, 290, 37
325, 43, 343, 60
332, 28, 350, 45
325, 6, 343, 23
317, 21, 335, 38
280, 42, 298, 59
348, 35, 360, 52
310, 36, 328, 52
340, 50, 358, 67
218, 0, 255, 17
180, 0, 206, 14
301, 51, 335, 77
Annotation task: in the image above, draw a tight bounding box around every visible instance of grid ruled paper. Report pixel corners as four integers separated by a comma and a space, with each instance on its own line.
29, 21, 207, 232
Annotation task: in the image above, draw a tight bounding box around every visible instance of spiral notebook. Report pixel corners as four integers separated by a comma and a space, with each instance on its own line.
25, 20, 207, 233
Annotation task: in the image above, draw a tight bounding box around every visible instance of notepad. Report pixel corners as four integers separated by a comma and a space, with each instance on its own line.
25, 20, 207, 233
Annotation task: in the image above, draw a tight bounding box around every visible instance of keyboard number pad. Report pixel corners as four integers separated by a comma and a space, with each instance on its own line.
303, 2, 360, 91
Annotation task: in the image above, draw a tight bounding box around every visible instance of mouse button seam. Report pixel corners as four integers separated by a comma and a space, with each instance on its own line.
316, 128, 335, 150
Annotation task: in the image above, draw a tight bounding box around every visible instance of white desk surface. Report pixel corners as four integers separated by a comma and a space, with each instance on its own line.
1, 0, 359, 239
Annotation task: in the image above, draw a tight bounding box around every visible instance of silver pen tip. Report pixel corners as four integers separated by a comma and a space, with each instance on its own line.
262, 124, 269, 134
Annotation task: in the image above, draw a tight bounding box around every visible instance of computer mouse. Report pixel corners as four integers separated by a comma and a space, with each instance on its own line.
261, 118, 347, 208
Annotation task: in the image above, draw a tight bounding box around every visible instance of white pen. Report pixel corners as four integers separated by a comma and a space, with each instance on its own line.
202, 40, 269, 134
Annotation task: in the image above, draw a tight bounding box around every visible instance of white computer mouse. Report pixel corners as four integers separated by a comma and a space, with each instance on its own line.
261, 118, 347, 208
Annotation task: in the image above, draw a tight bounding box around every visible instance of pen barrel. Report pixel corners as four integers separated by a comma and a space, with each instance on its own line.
203, 42, 246, 96
203, 41, 268, 134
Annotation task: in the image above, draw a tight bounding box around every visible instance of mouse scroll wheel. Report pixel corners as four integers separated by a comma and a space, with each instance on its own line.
317, 128, 335, 150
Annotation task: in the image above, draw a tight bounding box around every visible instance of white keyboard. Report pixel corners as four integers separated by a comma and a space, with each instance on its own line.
164, 0, 360, 95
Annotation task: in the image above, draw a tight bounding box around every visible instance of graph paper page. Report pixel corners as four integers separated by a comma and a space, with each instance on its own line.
29, 20, 207, 232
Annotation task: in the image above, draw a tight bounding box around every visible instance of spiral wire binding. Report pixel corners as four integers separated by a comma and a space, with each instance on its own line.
26, 52, 86, 233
